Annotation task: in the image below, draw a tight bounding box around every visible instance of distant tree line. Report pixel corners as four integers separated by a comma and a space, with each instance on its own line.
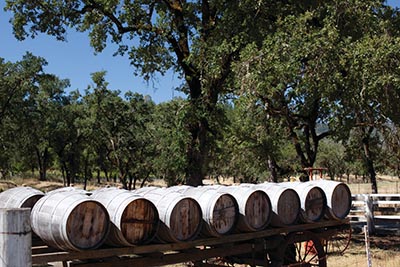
1, 55, 400, 192
2, 0, 400, 193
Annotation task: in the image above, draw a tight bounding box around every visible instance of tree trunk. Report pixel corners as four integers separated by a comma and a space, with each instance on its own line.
285, 118, 314, 181
362, 135, 378, 194
62, 161, 70, 186
184, 97, 209, 186
61, 165, 66, 187
36, 148, 48, 181
185, 122, 207, 186
268, 157, 279, 182
97, 169, 101, 184
119, 167, 128, 189
128, 172, 135, 191
83, 155, 89, 190
104, 169, 109, 182
140, 177, 148, 188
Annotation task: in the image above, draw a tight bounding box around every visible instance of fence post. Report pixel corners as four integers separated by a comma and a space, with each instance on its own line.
363, 225, 372, 267
364, 194, 375, 234
0, 208, 31, 267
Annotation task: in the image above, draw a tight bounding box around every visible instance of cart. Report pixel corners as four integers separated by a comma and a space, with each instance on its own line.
32, 218, 351, 267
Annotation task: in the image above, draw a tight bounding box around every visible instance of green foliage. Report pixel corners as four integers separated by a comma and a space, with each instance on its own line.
151, 98, 189, 186
316, 139, 346, 180
2, 0, 400, 189
6, 0, 320, 185
81, 72, 157, 189
235, 0, 400, 188
236, 6, 346, 170
218, 97, 296, 183
0, 53, 70, 180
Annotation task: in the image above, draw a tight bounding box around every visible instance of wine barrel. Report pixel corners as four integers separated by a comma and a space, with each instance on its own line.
46, 187, 89, 195
309, 180, 351, 220
0, 186, 44, 209
169, 186, 239, 237
251, 183, 301, 226
211, 185, 272, 232
281, 182, 327, 222
133, 187, 202, 242
31, 191, 110, 251
91, 187, 159, 246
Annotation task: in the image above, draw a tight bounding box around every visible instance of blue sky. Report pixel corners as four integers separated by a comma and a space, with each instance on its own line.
0, 1, 184, 103
1, 1, 399, 103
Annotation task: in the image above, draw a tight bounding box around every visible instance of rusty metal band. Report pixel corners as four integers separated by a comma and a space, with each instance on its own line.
0, 230, 31, 235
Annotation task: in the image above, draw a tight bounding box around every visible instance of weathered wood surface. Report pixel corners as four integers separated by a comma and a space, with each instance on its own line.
91, 188, 159, 246
0, 208, 31, 267
350, 194, 400, 234
133, 187, 203, 242
249, 183, 301, 226
169, 186, 239, 236
211, 185, 272, 232
69, 242, 265, 267
31, 191, 110, 251
309, 180, 352, 220
281, 182, 327, 222
32, 219, 349, 265
0, 186, 44, 209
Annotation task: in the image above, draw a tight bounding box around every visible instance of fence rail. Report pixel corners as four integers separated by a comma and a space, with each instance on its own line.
350, 194, 400, 234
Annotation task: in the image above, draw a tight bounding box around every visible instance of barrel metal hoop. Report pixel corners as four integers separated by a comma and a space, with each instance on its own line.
0, 230, 31, 235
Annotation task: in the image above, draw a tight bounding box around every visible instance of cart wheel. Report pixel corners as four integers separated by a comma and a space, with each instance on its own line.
282, 231, 327, 267
325, 223, 352, 255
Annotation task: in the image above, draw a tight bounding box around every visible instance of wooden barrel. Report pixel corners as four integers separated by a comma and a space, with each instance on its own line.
309, 180, 352, 220
46, 187, 89, 195
31, 191, 110, 251
169, 186, 239, 237
281, 182, 327, 222
91, 187, 159, 246
211, 185, 272, 232
251, 183, 300, 226
133, 187, 202, 243
0, 186, 44, 209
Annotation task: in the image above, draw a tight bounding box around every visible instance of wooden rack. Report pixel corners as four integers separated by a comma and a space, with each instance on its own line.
33, 219, 350, 267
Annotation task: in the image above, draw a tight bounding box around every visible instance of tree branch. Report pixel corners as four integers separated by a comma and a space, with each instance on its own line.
80, 0, 158, 34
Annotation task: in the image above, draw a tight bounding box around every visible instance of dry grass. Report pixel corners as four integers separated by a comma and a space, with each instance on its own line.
321, 174, 400, 194
328, 232, 400, 267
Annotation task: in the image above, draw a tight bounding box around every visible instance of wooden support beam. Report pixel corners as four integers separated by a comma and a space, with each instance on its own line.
192, 262, 227, 267
33, 219, 348, 265
69, 243, 264, 267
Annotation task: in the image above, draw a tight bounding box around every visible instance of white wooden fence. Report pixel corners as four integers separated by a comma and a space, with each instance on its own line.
350, 194, 400, 234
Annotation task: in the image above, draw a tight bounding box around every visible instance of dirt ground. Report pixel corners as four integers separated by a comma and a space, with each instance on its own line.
165, 232, 400, 267
327, 231, 400, 267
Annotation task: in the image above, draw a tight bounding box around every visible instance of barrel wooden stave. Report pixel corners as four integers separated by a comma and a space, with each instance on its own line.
211, 185, 272, 232
281, 182, 327, 222
91, 187, 159, 246
0, 186, 44, 209
251, 183, 301, 226
31, 191, 110, 251
45, 187, 89, 196
134, 187, 202, 243
309, 180, 352, 219
173, 186, 239, 237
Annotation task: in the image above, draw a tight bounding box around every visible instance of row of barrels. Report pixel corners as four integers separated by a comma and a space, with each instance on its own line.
0, 180, 351, 251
